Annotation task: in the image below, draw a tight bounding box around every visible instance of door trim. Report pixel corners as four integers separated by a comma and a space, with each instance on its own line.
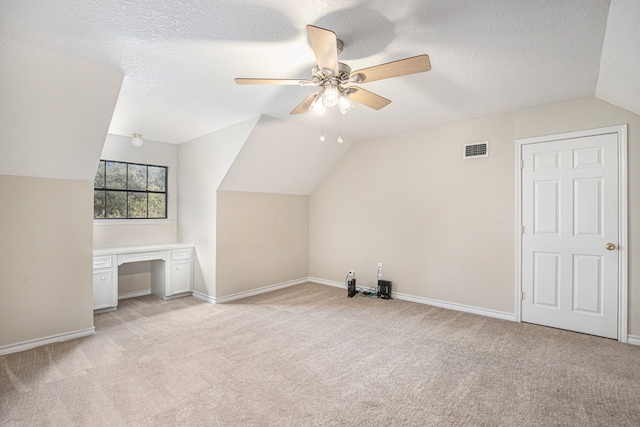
515, 125, 628, 342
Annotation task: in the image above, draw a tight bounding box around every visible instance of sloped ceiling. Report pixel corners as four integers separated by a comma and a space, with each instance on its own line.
0, 36, 123, 181
219, 115, 352, 195
596, 0, 640, 115
1, 0, 636, 146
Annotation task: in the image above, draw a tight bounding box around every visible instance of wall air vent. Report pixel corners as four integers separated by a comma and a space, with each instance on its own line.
463, 141, 489, 159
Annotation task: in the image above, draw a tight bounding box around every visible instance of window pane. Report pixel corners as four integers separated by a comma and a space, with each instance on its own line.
148, 166, 166, 192
128, 164, 147, 191
105, 162, 126, 189
94, 160, 167, 220
94, 161, 105, 189
94, 190, 105, 218
105, 191, 127, 218
148, 193, 166, 218
128, 192, 148, 218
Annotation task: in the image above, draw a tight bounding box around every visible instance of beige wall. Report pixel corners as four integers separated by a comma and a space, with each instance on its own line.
309, 97, 640, 335
0, 175, 94, 347
216, 191, 309, 298
0, 36, 121, 350
310, 112, 516, 313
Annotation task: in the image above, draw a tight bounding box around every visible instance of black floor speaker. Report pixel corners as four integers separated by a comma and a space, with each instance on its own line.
378, 280, 391, 299
347, 278, 356, 298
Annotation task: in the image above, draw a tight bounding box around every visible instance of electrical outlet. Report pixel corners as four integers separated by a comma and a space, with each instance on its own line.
348, 269, 354, 277
377, 263, 383, 270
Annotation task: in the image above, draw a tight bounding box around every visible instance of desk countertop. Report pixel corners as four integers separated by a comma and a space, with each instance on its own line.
93, 243, 194, 256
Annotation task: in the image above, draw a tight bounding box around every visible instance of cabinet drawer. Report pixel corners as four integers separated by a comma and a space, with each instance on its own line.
93, 256, 112, 269
119, 251, 166, 264
171, 249, 192, 260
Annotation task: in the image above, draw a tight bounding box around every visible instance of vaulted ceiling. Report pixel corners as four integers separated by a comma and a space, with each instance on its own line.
1, 0, 638, 145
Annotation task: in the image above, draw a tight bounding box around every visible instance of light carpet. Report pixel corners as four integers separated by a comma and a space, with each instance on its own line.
1, 282, 639, 426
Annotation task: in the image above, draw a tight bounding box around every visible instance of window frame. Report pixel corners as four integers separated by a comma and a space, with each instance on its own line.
93, 159, 168, 220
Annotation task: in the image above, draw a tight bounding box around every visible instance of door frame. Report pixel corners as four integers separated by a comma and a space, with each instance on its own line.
515, 125, 628, 342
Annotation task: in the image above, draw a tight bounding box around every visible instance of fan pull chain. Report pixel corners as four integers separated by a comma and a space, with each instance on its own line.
320, 115, 325, 141
337, 112, 343, 143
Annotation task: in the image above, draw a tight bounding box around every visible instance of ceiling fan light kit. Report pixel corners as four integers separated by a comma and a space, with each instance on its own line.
309, 93, 326, 115
337, 91, 355, 114
235, 24, 431, 138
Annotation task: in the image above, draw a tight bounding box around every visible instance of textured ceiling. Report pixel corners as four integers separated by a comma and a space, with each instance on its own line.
1, 0, 637, 145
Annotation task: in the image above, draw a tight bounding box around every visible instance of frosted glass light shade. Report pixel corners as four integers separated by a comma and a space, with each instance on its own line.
338, 93, 355, 114
322, 84, 339, 107
309, 93, 326, 115
131, 133, 143, 147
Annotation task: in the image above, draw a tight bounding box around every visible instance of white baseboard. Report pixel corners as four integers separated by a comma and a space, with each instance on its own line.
0, 327, 96, 356
194, 277, 515, 322
627, 335, 640, 346
392, 291, 516, 321
192, 290, 216, 304
308, 277, 345, 289
193, 278, 309, 304
309, 277, 515, 322
118, 289, 151, 300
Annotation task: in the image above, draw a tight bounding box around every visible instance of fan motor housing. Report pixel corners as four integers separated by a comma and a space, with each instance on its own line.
312, 62, 352, 84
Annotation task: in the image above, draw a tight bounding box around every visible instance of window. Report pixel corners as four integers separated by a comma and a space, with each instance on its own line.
94, 160, 167, 219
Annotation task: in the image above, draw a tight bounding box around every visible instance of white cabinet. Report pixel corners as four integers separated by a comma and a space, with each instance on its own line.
93, 245, 194, 312
92, 255, 117, 311
170, 247, 193, 295
151, 248, 193, 299
92, 269, 112, 309
171, 260, 192, 295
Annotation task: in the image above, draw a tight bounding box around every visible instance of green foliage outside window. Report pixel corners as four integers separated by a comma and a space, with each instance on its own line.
94, 160, 167, 219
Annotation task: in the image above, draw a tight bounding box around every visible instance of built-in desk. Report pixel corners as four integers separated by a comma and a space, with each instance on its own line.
93, 244, 194, 312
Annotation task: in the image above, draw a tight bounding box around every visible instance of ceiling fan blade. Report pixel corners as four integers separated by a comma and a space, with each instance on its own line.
235, 78, 313, 86
306, 25, 339, 75
351, 54, 431, 83
290, 92, 319, 115
348, 87, 391, 110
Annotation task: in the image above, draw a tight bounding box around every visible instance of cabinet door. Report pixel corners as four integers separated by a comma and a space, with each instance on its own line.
170, 260, 192, 295
93, 269, 113, 309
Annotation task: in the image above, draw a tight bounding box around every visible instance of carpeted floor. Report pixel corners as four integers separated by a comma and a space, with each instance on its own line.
1, 282, 639, 426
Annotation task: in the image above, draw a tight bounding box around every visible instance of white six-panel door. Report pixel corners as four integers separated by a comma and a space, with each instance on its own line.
519, 128, 625, 340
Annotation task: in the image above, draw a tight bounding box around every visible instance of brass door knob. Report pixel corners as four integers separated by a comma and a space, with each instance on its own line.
606, 243, 616, 251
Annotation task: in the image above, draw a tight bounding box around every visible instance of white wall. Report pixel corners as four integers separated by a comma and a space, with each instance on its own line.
216, 191, 309, 298
92, 134, 179, 297
309, 97, 640, 335
177, 117, 259, 298
93, 134, 179, 249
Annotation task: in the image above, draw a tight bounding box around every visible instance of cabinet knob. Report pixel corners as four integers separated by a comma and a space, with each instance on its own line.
101, 276, 106, 280
176, 266, 181, 270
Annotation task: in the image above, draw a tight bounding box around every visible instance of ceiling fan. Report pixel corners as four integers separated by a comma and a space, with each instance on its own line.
235, 25, 431, 116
